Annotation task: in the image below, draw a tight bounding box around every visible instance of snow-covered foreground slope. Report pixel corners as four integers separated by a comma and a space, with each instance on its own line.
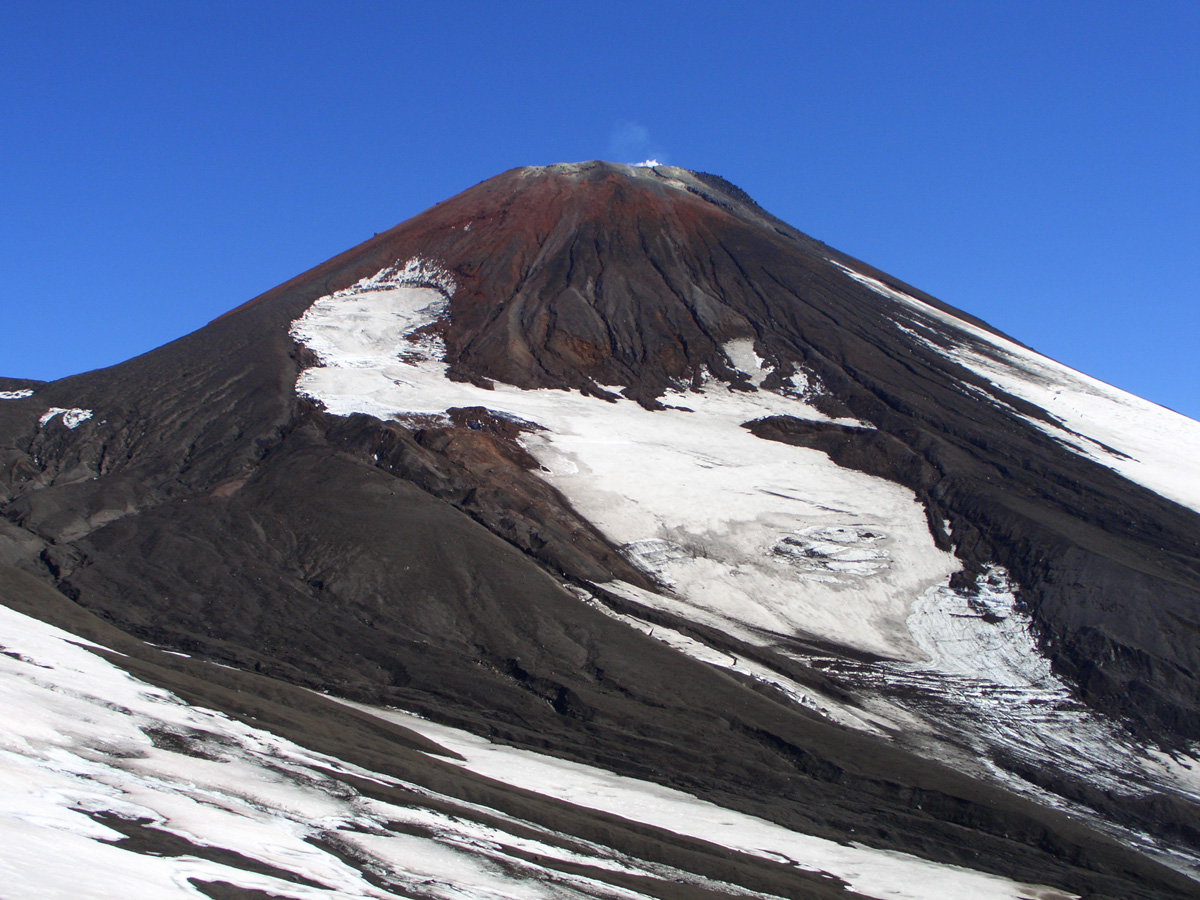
0, 602, 1083, 900
832, 262, 1200, 516
339, 700, 1078, 900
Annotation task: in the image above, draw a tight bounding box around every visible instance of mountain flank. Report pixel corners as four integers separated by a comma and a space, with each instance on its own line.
2, 161, 1198, 898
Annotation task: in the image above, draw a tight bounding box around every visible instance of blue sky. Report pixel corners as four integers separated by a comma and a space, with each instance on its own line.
3, 2, 1197, 419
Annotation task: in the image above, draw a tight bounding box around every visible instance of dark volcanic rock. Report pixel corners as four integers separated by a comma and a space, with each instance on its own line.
2, 161, 1199, 897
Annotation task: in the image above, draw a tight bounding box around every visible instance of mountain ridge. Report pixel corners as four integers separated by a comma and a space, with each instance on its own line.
2, 160, 1199, 898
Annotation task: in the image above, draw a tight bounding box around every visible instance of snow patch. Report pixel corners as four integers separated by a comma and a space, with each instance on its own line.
0, 603, 792, 900
724, 338, 767, 386
38, 407, 93, 429
0, 389, 34, 400
833, 260, 1200, 515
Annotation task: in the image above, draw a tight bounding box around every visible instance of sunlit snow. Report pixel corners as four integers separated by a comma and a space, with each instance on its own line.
290, 266, 958, 659
286, 260, 1200, 884
0, 604, 793, 900
342, 700, 1077, 900
0, 598, 1086, 900
800, 566, 1200, 879
0, 389, 34, 400
37, 407, 94, 429
832, 261, 1200, 515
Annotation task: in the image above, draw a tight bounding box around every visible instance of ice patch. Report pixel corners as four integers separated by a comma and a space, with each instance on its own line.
910, 568, 1047, 686
369, 255, 457, 298
0, 389, 34, 400
38, 407, 93, 429
772, 525, 890, 581
795, 566, 1200, 879
907, 567, 1053, 688
620, 538, 693, 584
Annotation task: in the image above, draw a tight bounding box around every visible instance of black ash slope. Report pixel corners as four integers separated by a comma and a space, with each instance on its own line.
1, 161, 1198, 898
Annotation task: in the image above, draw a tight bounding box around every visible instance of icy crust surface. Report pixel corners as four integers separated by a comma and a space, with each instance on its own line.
290, 266, 958, 660
798, 566, 1200, 879
598, 562, 1200, 861
833, 262, 1200, 515
0, 599, 1086, 900
907, 566, 1055, 689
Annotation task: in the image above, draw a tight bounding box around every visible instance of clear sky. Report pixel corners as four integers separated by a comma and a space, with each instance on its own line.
3, 2, 1197, 419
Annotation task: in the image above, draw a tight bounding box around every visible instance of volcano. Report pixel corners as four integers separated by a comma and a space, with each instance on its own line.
2, 161, 1199, 899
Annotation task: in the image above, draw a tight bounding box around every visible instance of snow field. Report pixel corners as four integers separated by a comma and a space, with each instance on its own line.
0, 599, 1085, 900
0, 603, 793, 900
290, 271, 959, 660
344, 700, 1078, 900
286, 260, 1199, 885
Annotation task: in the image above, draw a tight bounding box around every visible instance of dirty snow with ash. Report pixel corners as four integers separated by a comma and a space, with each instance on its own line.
833, 261, 1200, 515
0, 598, 1086, 900
38, 407, 93, 429
798, 565, 1200, 880
772, 525, 890, 581
0, 389, 34, 400
568, 581, 899, 735
290, 265, 958, 660
0, 603, 790, 900
723, 338, 768, 385
342, 698, 1077, 900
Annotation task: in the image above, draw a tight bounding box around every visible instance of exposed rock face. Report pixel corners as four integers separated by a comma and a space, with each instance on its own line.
2, 161, 1199, 898
237, 159, 1200, 741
